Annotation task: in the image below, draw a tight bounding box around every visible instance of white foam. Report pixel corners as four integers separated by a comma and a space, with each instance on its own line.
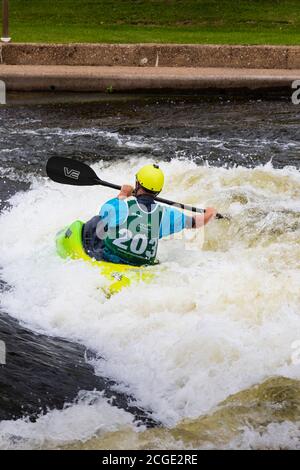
227, 421, 300, 450
0, 392, 136, 450
0, 158, 300, 446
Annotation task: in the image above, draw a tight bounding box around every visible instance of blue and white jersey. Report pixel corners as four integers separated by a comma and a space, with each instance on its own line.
99, 196, 193, 239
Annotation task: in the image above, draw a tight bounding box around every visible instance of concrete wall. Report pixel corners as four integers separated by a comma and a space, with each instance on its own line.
1, 65, 298, 92
1, 43, 300, 69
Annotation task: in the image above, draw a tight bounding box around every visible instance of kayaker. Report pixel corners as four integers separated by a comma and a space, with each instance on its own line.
82, 164, 217, 266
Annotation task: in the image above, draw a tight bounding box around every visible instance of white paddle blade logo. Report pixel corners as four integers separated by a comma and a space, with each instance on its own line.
64, 167, 80, 180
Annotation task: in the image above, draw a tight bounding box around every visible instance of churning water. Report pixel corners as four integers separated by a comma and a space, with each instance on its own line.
0, 94, 300, 449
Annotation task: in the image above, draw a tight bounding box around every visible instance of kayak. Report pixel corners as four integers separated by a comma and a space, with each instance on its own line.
55, 220, 154, 296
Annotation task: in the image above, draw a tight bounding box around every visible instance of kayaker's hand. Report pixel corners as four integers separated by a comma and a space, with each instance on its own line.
193, 207, 217, 228
118, 185, 134, 199
204, 207, 217, 225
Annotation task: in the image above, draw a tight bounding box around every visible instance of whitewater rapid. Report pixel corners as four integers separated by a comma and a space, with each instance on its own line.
0, 157, 300, 448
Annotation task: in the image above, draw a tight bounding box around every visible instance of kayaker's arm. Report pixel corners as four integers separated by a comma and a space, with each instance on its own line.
159, 206, 217, 238
96, 197, 129, 240
117, 185, 134, 200
192, 207, 217, 228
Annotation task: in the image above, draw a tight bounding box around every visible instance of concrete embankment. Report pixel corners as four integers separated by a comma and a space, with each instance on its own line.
1, 65, 299, 92
0, 44, 299, 92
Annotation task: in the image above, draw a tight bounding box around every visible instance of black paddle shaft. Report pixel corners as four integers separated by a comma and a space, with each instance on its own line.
46, 157, 225, 219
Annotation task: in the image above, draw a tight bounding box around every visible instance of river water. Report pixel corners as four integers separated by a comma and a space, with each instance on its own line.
0, 93, 300, 449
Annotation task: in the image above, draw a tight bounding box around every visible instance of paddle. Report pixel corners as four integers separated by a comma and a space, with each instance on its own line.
46, 157, 227, 219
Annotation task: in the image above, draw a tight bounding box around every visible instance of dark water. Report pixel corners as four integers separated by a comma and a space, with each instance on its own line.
0, 312, 157, 426
0, 93, 300, 445
1, 95, 299, 206
1, 95, 299, 175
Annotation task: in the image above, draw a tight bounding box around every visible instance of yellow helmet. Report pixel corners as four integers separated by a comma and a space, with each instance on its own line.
136, 164, 164, 193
